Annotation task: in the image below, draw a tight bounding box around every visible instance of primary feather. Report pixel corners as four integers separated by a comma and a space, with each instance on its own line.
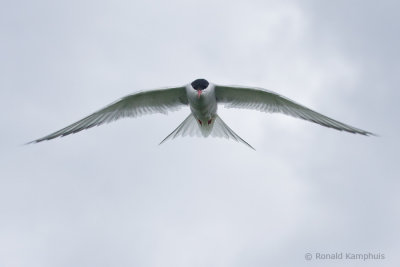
29, 86, 188, 143
215, 85, 374, 136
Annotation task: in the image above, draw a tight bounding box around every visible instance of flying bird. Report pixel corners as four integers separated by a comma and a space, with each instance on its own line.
29, 79, 374, 149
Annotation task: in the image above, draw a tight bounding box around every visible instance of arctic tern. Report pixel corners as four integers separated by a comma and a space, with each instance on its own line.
29, 79, 374, 149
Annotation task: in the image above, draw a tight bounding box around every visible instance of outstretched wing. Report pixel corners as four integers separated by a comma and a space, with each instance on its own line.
29, 86, 188, 143
215, 85, 374, 135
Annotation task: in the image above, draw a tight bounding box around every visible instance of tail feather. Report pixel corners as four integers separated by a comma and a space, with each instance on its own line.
211, 115, 255, 150
159, 114, 255, 150
159, 114, 200, 145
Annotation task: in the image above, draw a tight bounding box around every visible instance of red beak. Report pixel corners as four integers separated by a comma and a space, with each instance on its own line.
197, 90, 202, 99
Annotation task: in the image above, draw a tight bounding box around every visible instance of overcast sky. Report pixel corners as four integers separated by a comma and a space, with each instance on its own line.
1, 0, 399, 266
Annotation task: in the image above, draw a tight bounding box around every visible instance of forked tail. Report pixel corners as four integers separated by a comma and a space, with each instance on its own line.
159, 114, 255, 150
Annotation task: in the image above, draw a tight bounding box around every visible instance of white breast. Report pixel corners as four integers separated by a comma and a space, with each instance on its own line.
186, 83, 218, 121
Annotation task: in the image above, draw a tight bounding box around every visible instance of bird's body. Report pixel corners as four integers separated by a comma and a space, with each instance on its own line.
186, 82, 217, 136
29, 79, 374, 149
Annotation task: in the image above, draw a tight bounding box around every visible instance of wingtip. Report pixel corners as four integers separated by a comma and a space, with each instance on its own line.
357, 130, 378, 137
158, 138, 168, 146
23, 140, 37, 146
367, 131, 379, 137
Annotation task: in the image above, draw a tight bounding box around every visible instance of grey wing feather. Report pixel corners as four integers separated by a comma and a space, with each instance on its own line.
215, 85, 374, 136
30, 86, 188, 143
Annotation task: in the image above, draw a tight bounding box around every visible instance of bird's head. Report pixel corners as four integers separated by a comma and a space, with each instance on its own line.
191, 78, 209, 98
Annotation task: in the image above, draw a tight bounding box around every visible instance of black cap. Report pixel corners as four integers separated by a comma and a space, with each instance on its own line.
191, 79, 209, 90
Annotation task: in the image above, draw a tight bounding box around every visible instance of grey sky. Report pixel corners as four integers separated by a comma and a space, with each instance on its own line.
1, 0, 399, 266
